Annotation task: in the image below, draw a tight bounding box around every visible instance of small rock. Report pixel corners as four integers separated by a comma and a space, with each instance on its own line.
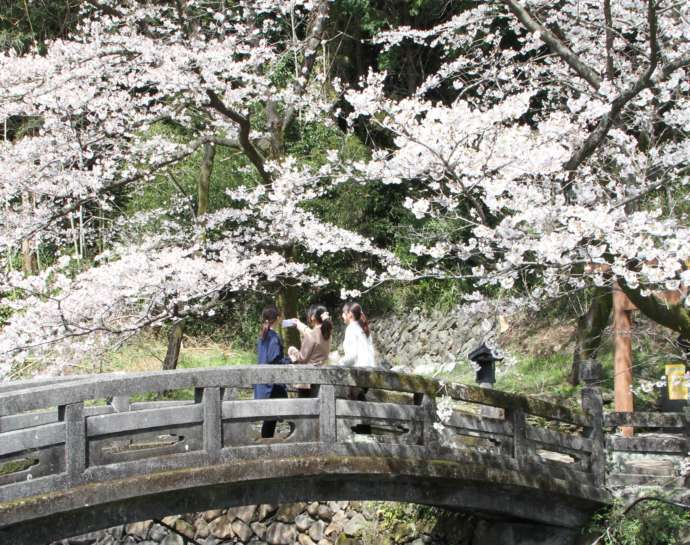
227, 505, 258, 524
161, 515, 179, 527
251, 522, 268, 539
258, 504, 279, 521
95, 536, 116, 545
343, 513, 367, 537
204, 510, 225, 522
298, 535, 316, 545
194, 518, 210, 539
295, 514, 314, 532
232, 519, 254, 542
125, 520, 152, 539
149, 524, 168, 541
316, 505, 333, 521
109, 525, 125, 539
161, 534, 184, 545
265, 522, 297, 545
307, 502, 320, 517
174, 519, 195, 540
208, 515, 235, 539
317, 540, 334, 545
309, 520, 327, 542
276, 503, 306, 522
325, 519, 344, 537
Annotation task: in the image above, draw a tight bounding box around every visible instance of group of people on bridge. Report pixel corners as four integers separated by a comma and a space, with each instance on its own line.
254, 302, 377, 437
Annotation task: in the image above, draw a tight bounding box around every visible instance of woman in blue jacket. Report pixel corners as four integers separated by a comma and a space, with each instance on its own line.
254, 305, 291, 438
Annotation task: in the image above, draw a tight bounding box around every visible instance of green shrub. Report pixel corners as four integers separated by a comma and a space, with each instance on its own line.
590, 498, 690, 545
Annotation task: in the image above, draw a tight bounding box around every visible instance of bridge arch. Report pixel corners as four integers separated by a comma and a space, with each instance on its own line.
0, 366, 609, 544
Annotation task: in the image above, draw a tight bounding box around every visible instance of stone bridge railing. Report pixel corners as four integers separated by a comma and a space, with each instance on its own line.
0, 365, 638, 543
0, 366, 604, 495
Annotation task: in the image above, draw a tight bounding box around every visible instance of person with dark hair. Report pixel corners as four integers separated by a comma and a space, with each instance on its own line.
288, 304, 333, 397
338, 301, 376, 406
254, 305, 291, 438
339, 302, 375, 368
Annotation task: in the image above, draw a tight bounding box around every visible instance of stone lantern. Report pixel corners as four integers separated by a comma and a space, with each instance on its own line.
468, 342, 503, 388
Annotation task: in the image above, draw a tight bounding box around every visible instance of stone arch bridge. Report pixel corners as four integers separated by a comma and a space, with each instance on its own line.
0, 366, 687, 544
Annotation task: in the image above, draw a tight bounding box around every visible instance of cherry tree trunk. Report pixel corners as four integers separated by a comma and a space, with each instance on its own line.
570, 287, 613, 385
163, 322, 185, 371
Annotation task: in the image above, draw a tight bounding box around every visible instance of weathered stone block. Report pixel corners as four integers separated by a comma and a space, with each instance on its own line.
309, 520, 327, 542
204, 509, 224, 522
174, 518, 195, 540
343, 513, 367, 537
227, 504, 258, 524
161, 534, 184, 545
265, 522, 297, 545
298, 534, 317, 545
125, 520, 152, 539
295, 513, 314, 532
316, 504, 333, 521
148, 524, 168, 541
257, 504, 278, 521
194, 517, 210, 539
208, 515, 235, 539
251, 522, 268, 539
232, 519, 254, 542
276, 502, 306, 522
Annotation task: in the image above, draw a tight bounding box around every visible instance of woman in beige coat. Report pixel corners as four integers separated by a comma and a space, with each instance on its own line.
288, 304, 333, 397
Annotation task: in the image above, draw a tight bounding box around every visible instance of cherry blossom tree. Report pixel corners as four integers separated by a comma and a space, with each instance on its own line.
343, 0, 690, 360
0, 0, 399, 380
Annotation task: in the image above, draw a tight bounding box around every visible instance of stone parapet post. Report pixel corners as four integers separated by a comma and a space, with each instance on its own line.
580, 360, 605, 486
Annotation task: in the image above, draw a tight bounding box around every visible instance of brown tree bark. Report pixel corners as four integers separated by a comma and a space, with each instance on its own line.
21, 192, 38, 275
279, 282, 301, 349
163, 321, 184, 371
197, 142, 215, 217
163, 143, 215, 372
570, 287, 613, 385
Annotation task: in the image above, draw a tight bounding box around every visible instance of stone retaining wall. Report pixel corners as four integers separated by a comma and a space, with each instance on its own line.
52, 501, 475, 545
51, 500, 590, 545
369, 309, 489, 370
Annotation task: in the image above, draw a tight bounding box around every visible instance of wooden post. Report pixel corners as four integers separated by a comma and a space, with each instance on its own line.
59, 402, 86, 482
581, 360, 606, 486
613, 281, 635, 437
319, 385, 336, 443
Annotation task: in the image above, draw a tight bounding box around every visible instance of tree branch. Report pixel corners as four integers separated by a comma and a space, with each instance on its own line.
83, 0, 123, 18
500, 0, 603, 90
281, 0, 331, 131
603, 0, 615, 81
205, 90, 271, 183
562, 0, 660, 175
618, 278, 690, 338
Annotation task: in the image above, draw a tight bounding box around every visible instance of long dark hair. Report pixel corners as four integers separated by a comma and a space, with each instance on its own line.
260, 306, 279, 340
343, 302, 369, 337
308, 304, 333, 341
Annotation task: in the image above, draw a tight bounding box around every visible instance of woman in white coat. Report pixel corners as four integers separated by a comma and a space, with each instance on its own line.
339, 302, 376, 401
